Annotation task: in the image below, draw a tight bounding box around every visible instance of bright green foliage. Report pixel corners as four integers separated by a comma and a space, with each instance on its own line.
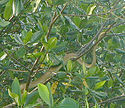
94, 80, 106, 90
38, 83, 51, 106
23, 31, 33, 44
4, 0, 13, 20
67, 60, 73, 72
0, 0, 125, 107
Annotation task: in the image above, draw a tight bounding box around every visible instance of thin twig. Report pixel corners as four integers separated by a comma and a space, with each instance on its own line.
74, 22, 116, 61
25, 3, 68, 91
46, 3, 68, 39
99, 94, 125, 105
76, 20, 108, 58
62, 6, 123, 17
106, 33, 125, 37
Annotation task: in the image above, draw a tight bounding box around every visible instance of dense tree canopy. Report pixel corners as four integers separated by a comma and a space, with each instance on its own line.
0, 0, 125, 107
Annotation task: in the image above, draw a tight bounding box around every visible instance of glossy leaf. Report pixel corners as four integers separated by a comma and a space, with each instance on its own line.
8, 89, 20, 106
47, 83, 53, 107
47, 37, 57, 50
82, 62, 86, 74
94, 81, 106, 90
11, 77, 21, 101
31, 31, 43, 43
23, 31, 33, 44
38, 84, 50, 106
87, 4, 96, 19
31, 0, 41, 12
58, 97, 79, 108
4, 0, 13, 20
25, 91, 39, 105
0, 20, 10, 27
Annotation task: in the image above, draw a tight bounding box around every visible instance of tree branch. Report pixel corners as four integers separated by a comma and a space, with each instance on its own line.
73, 22, 116, 61
25, 3, 68, 91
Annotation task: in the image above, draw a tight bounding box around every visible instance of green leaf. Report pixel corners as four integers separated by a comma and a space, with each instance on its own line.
87, 4, 96, 19
21, 90, 27, 105
11, 77, 21, 102
115, 48, 125, 54
14, 34, 24, 44
15, 0, 23, 15
73, 16, 81, 28
65, 16, 81, 32
31, 31, 43, 43
58, 97, 79, 108
38, 83, 50, 106
0, 52, 7, 61
0, 0, 8, 5
88, 67, 96, 75
16, 47, 26, 58
25, 91, 39, 105
8, 89, 20, 106
27, 52, 45, 59
108, 79, 113, 88
13, 0, 23, 16
54, 0, 66, 5
0, 20, 10, 27
47, 37, 57, 50
4, 0, 13, 20
67, 60, 72, 72
94, 80, 106, 90
31, 0, 41, 12
82, 62, 86, 74
47, 83, 53, 107
91, 90, 107, 97
24, 102, 42, 108
112, 25, 125, 33
47, 0, 52, 5
110, 103, 116, 108
42, 25, 48, 33
85, 97, 89, 108
23, 31, 33, 44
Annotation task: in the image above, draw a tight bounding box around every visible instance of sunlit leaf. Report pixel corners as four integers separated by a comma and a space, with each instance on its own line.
31, 0, 41, 12
47, 37, 57, 50
23, 31, 33, 44
51, 81, 58, 94
38, 84, 50, 106
87, 4, 96, 19
82, 62, 86, 74
67, 60, 72, 72
0, 52, 7, 61
4, 0, 13, 20
94, 80, 106, 90
83, 79, 89, 88
8, 89, 20, 106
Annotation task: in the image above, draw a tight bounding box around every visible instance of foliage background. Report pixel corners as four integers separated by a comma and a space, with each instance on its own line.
0, 0, 125, 107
